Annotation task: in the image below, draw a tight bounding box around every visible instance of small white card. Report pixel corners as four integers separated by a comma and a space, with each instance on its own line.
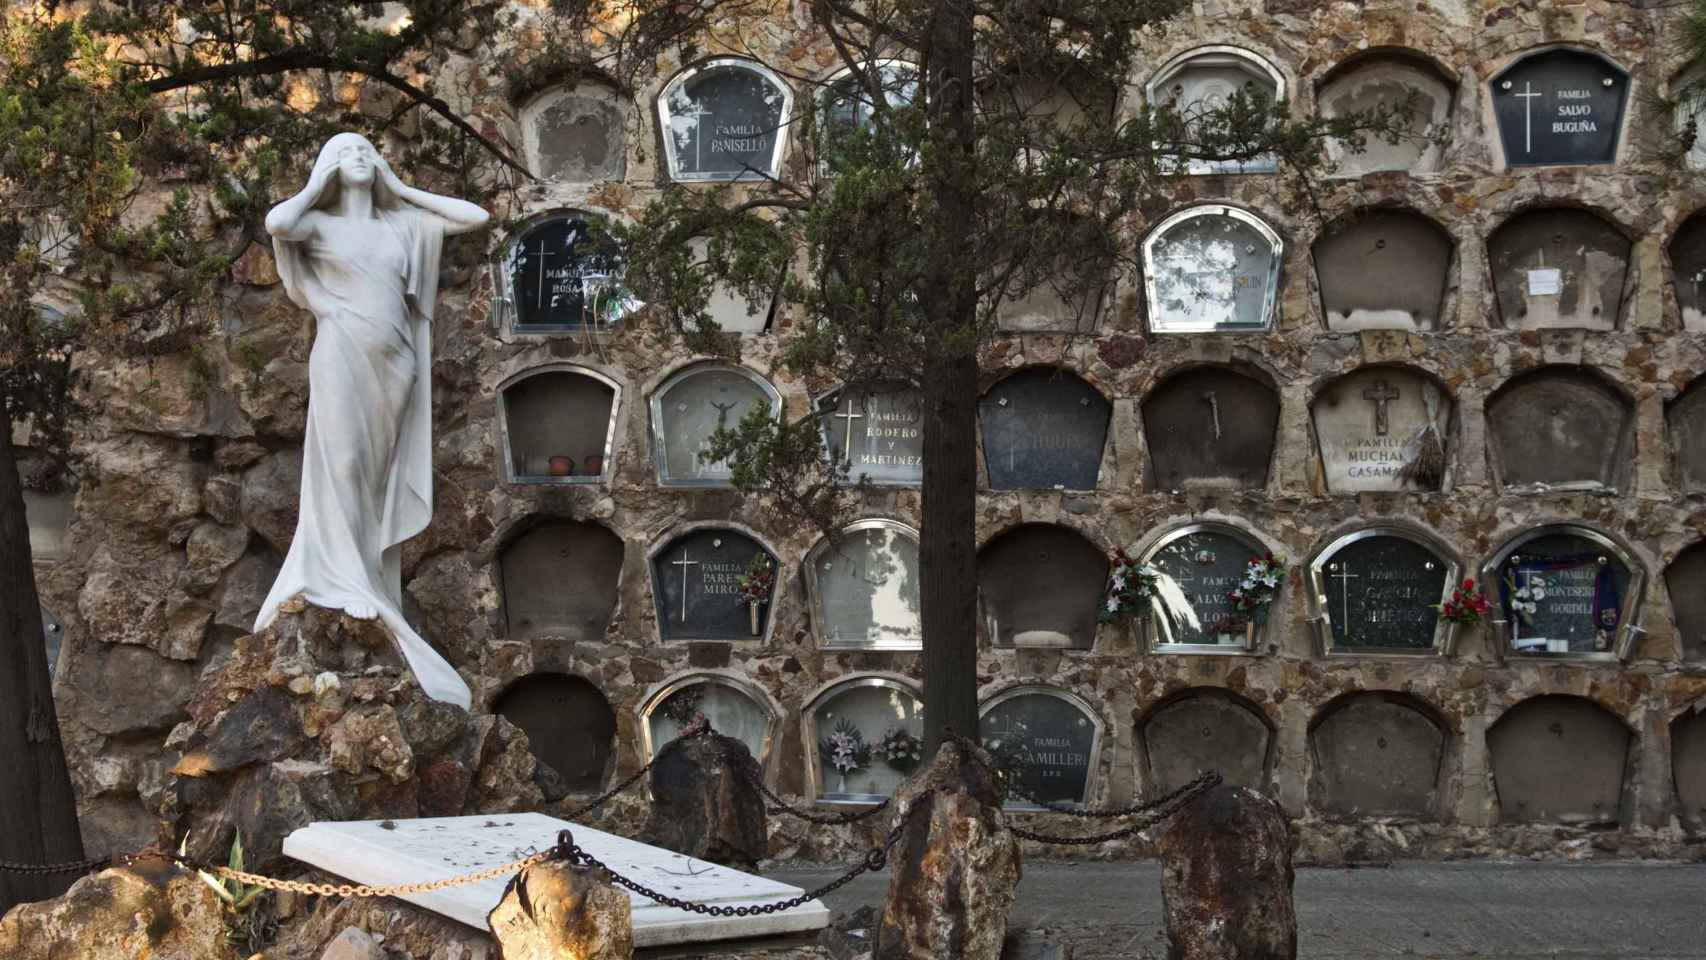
1527, 268, 1562, 296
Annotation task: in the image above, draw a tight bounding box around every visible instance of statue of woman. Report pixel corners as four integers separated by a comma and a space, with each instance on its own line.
255, 132, 487, 709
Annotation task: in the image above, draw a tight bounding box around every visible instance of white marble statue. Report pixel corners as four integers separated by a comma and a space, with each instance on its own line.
255, 132, 488, 709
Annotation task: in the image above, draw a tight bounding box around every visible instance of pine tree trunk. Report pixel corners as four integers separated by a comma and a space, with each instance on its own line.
0, 409, 86, 914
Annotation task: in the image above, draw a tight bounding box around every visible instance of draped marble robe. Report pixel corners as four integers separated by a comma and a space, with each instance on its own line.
255, 179, 471, 709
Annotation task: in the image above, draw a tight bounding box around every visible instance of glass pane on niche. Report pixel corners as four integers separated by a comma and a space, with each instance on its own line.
686, 237, 776, 334
1315, 533, 1448, 652
820, 61, 918, 172
42, 607, 62, 679
1142, 528, 1263, 648
1495, 532, 1633, 655
979, 369, 1110, 490
1151, 49, 1281, 175
1668, 214, 1706, 333
505, 216, 634, 330
818, 385, 924, 486
653, 529, 776, 641
980, 692, 1097, 807
502, 370, 616, 482
812, 524, 921, 649
814, 682, 923, 802
652, 367, 778, 485
648, 681, 770, 763
662, 60, 791, 181
1144, 209, 1281, 333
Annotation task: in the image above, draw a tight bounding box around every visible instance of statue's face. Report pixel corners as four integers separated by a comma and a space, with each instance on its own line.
335, 139, 378, 187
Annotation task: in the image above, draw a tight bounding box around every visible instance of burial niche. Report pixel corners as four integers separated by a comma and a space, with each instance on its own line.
809, 677, 924, 802
1318, 55, 1453, 175
1671, 377, 1706, 493
1491, 49, 1629, 168
807, 520, 922, 649
979, 368, 1111, 490
1488, 695, 1629, 824
1668, 213, 1706, 333
818, 60, 919, 174
977, 524, 1107, 649
493, 673, 616, 792
1309, 528, 1454, 655
1139, 522, 1273, 652
500, 213, 635, 332
996, 218, 1113, 333
1143, 206, 1283, 333
23, 486, 73, 562
980, 687, 1102, 808
499, 520, 624, 649
1142, 366, 1279, 491
683, 236, 779, 334
521, 82, 626, 182
1310, 694, 1446, 818
1311, 367, 1452, 494
642, 674, 775, 766
1141, 689, 1272, 793
1674, 708, 1706, 832
817, 383, 924, 486
1486, 368, 1631, 491
651, 528, 778, 642
1146, 46, 1285, 175
650, 364, 781, 486
1664, 543, 1706, 662
1483, 525, 1644, 658
498, 366, 619, 483
1313, 210, 1453, 331
659, 58, 793, 182
1487, 208, 1630, 330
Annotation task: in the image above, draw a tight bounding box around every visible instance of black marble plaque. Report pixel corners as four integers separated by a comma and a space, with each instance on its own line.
664, 63, 788, 179
1321, 535, 1447, 650
818, 385, 925, 486
653, 529, 775, 641
981, 693, 1096, 806
1492, 50, 1628, 167
510, 216, 626, 328
979, 370, 1111, 490
1497, 533, 1631, 654
1145, 530, 1261, 645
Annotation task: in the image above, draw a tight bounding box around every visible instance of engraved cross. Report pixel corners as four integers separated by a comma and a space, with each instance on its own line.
671, 552, 701, 622
1363, 380, 1400, 436
1515, 82, 1543, 155
832, 395, 865, 461
1329, 562, 1360, 630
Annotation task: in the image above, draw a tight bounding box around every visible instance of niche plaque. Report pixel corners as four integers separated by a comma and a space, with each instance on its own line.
505, 215, 632, 331
651, 529, 776, 642
1143, 207, 1282, 333
1310, 530, 1453, 655
1488, 208, 1629, 330
1148, 46, 1284, 175
1312, 369, 1452, 493
651, 365, 780, 486
1143, 367, 1279, 491
660, 59, 792, 182
980, 688, 1100, 808
808, 521, 921, 650
1486, 527, 1642, 658
818, 385, 925, 486
1140, 525, 1268, 651
1492, 50, 1629, 168
979, 369, 1110, 490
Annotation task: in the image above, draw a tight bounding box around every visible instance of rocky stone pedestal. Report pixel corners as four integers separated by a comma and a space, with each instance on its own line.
0, 855, 236, 960
488, 860, 633, 960
1157, 785, 1296, 960
876, 739, 1021, 960
642, 731, 768, 867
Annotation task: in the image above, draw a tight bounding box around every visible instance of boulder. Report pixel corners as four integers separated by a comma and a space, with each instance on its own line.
0, 856, 237, 960
1157, 785, 1297, 960
319, 925, 383, 960
642, 732, 767, 867
487, 860, 633, 960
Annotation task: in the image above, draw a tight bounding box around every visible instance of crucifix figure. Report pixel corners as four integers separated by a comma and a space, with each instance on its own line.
1200, 390, 1222, 440
671, 551, 701, 622
1329, 561, 1359, 631
1363, 380, 1400, 436
1515, 81, 1543, 155
832, 394, 865, 461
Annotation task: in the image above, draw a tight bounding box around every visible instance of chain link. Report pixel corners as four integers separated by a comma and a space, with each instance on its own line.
731, 748, 893, 825
194, 848, 558, 898
1002, 770, 1223, 820
1008, 771, 1220, 846
0, 855, 112, 876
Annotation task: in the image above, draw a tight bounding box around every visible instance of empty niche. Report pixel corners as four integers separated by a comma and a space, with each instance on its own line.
498, 212, 636, 334
1668, 213, 1706, 333
1670, 377, 1706, 494
650, 364, 781, 485
1311, 367, 1453, 494
22, 486, 73, 562
1313, 210, 1453, 331
498, 366, 620, 483
651, 528, 778, 642
977, 524, 1108, 649
980, 687, 1103, 808
1487, 695, 1629, 824
1486, 368, 1632, 492
1142, 366, 1279, 491
979, 368, 1111, 490
1309, 693, 1446, 818
521, 82, 626, 182
1147, 46, 1285, 175
641, 673, 776, 765
1487, 208, 1630, 330
1141, 689, 1273, 793
1674, 708, 1706, 832
499, 520, 624, 649
996, 217, 1114, 333
1318, 55, 1454, 175
808, 677, 924, 802
807, 520, 922, 650
1482, 525, 1644, 659
1665, 543, 1706, 662
1143, 206, 1284, 333
659, 58, 793, 182
493, 673, 617, 791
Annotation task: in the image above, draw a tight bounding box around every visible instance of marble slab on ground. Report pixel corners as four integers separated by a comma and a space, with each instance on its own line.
282, 813, 829, 947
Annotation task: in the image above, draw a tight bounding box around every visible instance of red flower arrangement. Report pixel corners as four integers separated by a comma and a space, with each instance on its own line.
1435, 578, 1491, 625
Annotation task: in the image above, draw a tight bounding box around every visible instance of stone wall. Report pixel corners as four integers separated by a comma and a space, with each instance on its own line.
23, 0, 1706, 864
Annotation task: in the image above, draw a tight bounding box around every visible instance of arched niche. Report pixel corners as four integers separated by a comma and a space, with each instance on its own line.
1668, 213, 1706, 333
649, 364, 781, 486
1670, 377, 1706, 494
976, 524, 1107, 649
996, 217, 1113, 333
1490, 48, 1629, 168
806, 676, 924, 802
1308, 527, 1458, 656
1487, 208, 1630, 330
493, 673, 617, 792
1138, 522, 1276, 653
498, 520, 624, 650
683, 236, 780, 334
978, 368, 1110, 490
1480, 524, 1646, 661
1488, 695, 1630, 824
659, 58, 793, 182
1674, 708, 1706, 832
1143, 206, 1283, 333
1142, 366, 1279, 491
818, 60, 919, 175
1140, 688, 1273, 794
1146, 46, 1285, 175
23, 486, 73, 562
1309, 693, 1447, 818
640, 672, 777, 767
520, 81, 626, 182
806, 520, 922, 650
498, 365, 620, 484
816, 383, 924, 486
1312, 209, 1453, 331
1310, 366, 1453, 494
979, 686, 1104, 808
1665, 543, 1706, 662
1319, 54, 1454, 175
496, 212, 636, 334
650, 527, 778, 642
1486, 367, 1632, 492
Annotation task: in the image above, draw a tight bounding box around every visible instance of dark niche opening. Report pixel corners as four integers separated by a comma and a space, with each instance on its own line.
493, 673, 617, 791
1666, 542, 1706, 662
500, 368, 618, 483
1311, 367, 1453, 494
1486, 368, 1631, 491
1487, 695, 1629, 824
524, 83, 626, 182
1669, 212, 1706, 331
1669, 376, 1706, 494
1673, 709, 1706, 833
1487, 208, 1630, 330
979, 368, 1111, 489
1318, 56, 1454, 175
499, 520, 624, 651
1313, 210, 1453, 331
1142, 366, 1278, 491
976, 524, 1108, 649
1140, 688, 1272, 794
1308, 693, 1446, 818
651, 528, 777, 642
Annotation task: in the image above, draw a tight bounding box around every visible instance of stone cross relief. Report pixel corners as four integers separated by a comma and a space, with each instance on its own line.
1363, 380, 1400, 436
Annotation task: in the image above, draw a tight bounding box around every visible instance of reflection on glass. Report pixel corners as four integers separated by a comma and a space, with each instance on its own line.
1146, 532, 1259, 646
507, 217, 636, 329
815, 526, 922, 647
656, 369, 774, 483
665, 64, 788, 180
649, 682, 770, 762
814, 683, 924, 801
1499, 533, 1631, 655
1149, 214, 1277, 331
1158, 56, 1279, 174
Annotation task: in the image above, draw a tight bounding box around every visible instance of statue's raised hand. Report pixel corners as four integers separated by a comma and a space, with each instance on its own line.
374, 151, 409, 199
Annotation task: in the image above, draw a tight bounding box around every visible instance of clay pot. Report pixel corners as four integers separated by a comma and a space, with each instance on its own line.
548, 455, 574, 477
582, 453, 604, 476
